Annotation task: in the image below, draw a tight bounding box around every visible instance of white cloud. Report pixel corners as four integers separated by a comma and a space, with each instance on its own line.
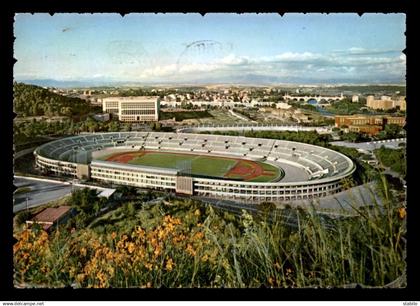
399, 54, 406, 62
132, 49, 406, 83
348, 47, 366, 53
219, 54, 250, 65
274, 52, 318, 61
15, 48, 406, 84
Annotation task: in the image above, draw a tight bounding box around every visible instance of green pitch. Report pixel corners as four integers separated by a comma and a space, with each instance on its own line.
101, 150, 282, 182
129, 152, 237, 178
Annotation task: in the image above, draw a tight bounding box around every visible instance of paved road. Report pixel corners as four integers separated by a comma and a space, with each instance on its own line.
14, 147, 37, 159
382, 167, 406, 186
13, 177, 72, 213
287, 182, 383, 214
330, 138, 406, 152
185, 182, 383, 218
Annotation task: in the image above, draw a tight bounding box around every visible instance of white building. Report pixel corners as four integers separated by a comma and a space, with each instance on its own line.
102, 96, 160, 122
352, 95, 359, 103
160, 100, 239, 109
250, 100, 273, 107
276, 102, 292, 110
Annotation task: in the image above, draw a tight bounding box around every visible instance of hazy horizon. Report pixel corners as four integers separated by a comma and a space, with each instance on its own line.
14, 13, 406, 86
15, 79, 407, 89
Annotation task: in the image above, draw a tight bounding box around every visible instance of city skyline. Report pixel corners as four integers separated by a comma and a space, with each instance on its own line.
14, 13, 406, 86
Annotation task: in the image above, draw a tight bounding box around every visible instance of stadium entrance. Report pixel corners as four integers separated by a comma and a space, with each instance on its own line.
175, 176, 193, 195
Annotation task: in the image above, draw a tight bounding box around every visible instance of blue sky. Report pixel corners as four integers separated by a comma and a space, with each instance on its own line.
14, 13, 406, 85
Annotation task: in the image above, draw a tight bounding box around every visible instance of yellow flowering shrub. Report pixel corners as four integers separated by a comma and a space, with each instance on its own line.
13, 195, 406, 288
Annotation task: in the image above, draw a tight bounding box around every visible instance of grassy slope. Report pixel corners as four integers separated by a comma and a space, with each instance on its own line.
13, 183, 406, 288
160, 110, 213, 121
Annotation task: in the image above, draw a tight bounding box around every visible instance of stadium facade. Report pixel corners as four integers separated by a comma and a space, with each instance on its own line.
34, 132, 355, 204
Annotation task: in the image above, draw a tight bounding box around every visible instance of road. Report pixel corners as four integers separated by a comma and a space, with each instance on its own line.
382, 167, 406, 186
330, 138, 406, 152
228, 109, 257, 123
14, 135, 63, 160
287, 182, 383, 214
13, 177, 73, 213
14, 147, 37, 160
181, 182, 383, 219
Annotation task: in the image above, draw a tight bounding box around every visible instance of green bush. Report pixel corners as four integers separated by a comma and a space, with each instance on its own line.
374, 147, 406, 176
15, 210, 32, 225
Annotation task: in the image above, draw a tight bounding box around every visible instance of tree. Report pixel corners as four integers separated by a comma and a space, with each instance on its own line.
150, 122, 161, 131
108, 121, 119, 132
384, 124, 402, 139
15, 210, 32, 225
257, 201, 277, 217
85, 118, 99, 133
61, 106, 72, 116
340, 177, 356, 190
117, 185, 138, 198
123, 202, 136, 218
376, 130, 387, 140
13, 83, 92, 118
45, 104, 53, 117
375, 147, 406, 176
122, 123, 132, 132
69, 120, 75, 135
70, 188, 100, 215
341, 132, 369, 143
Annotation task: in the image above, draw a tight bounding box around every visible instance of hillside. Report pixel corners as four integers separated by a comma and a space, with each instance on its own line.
13, 82, 93, 117
13, 187, 406, 288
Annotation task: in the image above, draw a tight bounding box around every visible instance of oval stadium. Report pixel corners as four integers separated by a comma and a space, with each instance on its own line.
34, 132, 355, 203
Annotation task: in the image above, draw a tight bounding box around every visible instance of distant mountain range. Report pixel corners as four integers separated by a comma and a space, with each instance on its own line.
15, 75, 405, 89
14, 79, 124, 88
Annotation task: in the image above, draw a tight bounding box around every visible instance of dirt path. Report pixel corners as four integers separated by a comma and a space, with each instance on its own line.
225, 160, 264, 181
106, 152, 145, 163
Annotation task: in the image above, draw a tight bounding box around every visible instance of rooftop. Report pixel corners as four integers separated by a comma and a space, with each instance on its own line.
98, 188, 116, 199
335, 114, 405, 119
31, 206, 71, 224
102, 96, 159, 102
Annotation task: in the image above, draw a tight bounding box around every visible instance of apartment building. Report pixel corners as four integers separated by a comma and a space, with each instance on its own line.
335, 114, 406, 135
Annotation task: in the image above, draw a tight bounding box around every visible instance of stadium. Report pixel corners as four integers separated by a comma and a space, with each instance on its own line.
34, 132, 355, 204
